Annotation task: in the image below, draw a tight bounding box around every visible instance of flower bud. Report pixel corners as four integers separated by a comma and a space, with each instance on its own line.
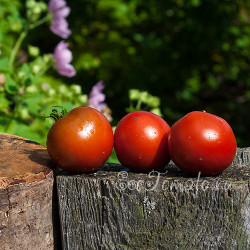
58, 85, 67, 94
19, 108, 30, 120
26, 85, 38, 93
129, 89, 140, 100
78, 94, 88, 104
150, 108, 162, 117
70, 84, 81, 94
32, 65, 41, 74
28, 45, 40, 57
48, 88, 56, 96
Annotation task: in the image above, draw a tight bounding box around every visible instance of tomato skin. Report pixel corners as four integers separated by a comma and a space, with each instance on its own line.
114, 111, 171, 172
46, 107, 114, 173
168, 111, 237, 176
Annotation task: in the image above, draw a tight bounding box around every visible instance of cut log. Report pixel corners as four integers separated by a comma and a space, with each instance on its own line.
0, 133, 59, 250
57, 148, 250, 250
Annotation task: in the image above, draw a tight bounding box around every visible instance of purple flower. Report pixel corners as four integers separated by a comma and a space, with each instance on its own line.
88, 81, 107, 111
53, 41, 76, 77
48, 0, 71, 39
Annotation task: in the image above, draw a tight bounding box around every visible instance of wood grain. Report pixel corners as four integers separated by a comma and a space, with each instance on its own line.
0, 133, 59, 250
57, 147, 250, 249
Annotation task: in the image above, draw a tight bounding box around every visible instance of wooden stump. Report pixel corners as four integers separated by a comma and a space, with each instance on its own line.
0, 133, 59, 250
57, 148, 250, 250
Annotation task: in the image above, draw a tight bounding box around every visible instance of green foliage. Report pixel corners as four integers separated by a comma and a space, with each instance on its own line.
0, 0, 88, 145
68, 0, 250, 146
127, 89, 162, 117
0, 0, 249, 148
0, 68, 88, 145
106, 149, 120, 164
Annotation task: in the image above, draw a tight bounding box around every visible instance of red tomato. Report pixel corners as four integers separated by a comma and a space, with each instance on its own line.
46, 107, 114, 173
168, 111, 237, 176
114, 111, 171, 172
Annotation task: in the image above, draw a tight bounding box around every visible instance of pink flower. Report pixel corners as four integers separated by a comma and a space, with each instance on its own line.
48, 0, 71, 38
53, 41, 76, 77
88, 81, 108, 111
42, 83, 50, 89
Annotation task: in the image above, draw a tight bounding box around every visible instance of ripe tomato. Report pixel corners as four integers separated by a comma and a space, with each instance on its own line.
114, 111, 171, 172
46, 107, 114, 173
168, 111, 237, 176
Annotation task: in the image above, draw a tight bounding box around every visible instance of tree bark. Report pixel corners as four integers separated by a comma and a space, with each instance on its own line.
57, 148, 250, 250
0, 133, 59, 250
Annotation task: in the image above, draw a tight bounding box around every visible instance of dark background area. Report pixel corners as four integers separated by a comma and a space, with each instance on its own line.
1, 0, 250, 146
67, 0, 250, 146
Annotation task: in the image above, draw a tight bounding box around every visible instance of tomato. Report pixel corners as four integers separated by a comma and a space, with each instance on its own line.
46, 107, 114, 173
114, 111, 171, 172
168, 111, 237, 176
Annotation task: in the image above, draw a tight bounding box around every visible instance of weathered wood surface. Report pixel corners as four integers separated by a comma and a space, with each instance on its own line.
57, 147, 250, 250
0, 133, 60, 250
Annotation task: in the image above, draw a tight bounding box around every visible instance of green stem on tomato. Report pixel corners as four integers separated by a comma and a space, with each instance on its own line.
44, 106, 68, 122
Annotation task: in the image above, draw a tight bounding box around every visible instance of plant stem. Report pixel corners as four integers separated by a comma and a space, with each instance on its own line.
8, 30, 27, 71
8, 14, 50, 71
29, 14, 51, 30
136, 97, 142, 110
44, 106, 68, 122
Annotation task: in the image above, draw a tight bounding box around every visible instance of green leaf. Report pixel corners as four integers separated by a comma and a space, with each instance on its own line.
140, 91, 149, 103
207, 75, 218, 89
0, 93, 10, 110
186, 76, 200, 92
18, 63, 37, 84
5, 74, 18, 94
18, 63, 30, 77
0, 116, 8, 128
60, 102, 75, 112
133, 33, 144, 43
236, 36, 250, 48
0, 57, 9, 71
106, 149, 120, 164
7, 121, 43, 144
22, 95, 41, 115
147, 96, 160, 108
191, 0, 200, 7
7, 15, 23, 32
75, 53, 100, 70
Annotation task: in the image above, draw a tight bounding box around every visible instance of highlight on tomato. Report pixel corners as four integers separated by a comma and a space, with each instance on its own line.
168, 111, 237, 176
114, 111, 171, 172
46, 106, 114, 173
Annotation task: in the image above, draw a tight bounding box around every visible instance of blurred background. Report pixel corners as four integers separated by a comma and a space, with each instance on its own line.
0, 0, 249, 148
